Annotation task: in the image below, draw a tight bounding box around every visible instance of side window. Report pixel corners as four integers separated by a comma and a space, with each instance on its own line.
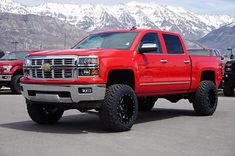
139, 33, 162, 53
163, 34, 184, 54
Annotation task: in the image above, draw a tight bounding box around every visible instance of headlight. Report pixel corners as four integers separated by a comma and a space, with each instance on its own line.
78, 67, 99, 77
3, 66, 12, 72
77, 56, 99, 77
78, 56, 98, 66
24, 57, 31, 66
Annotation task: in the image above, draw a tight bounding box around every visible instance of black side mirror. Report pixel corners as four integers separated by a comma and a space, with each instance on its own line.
230, 54, 234, 60
139, 43, 158, 54
221, 56, 224, 60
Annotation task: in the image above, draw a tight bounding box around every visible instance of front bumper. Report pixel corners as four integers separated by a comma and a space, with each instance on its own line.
21, 84, 106, 104
0, 75, 12, 81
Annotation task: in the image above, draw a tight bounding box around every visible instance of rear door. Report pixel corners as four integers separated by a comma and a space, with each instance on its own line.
161, 33, 191, 91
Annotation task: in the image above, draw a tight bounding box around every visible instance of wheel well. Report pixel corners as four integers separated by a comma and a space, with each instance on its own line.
200, 71, 215, 83
13, 70, 23, 76
107, 70, 135, 90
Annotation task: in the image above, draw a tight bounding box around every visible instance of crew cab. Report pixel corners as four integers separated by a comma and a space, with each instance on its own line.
21, 29, 222, 132
0, 51, 39, 93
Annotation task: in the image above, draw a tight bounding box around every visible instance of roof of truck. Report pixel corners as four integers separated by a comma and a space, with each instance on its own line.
93, 29, 180, 36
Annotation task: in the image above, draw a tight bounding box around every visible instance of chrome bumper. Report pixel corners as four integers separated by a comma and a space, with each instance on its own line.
21, 84, 106, 104
0, 75, 12, 81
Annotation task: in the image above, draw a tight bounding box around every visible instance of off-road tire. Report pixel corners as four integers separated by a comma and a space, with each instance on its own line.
10, 74, 22, 94
138, 97, 157, 112
193, 81, 218, 116
99, 84, 138, 132
26, 100, 64, 124
223, 84, 234, 96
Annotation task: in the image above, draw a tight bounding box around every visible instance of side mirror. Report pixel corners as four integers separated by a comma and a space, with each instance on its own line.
139, 43, 158, 54
230, 54, 234, 60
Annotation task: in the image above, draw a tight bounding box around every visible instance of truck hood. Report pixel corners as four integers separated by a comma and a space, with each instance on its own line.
0, 60, 23, 67
28, 49, 133, 58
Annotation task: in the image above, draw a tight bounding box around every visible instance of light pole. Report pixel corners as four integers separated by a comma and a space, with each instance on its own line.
11, 41, 19, 51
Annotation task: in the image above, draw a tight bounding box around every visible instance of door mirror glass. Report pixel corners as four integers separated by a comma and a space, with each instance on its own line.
139, 43, 158, 53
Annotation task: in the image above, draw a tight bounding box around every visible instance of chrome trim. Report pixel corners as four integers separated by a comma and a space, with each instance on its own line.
21, 84, 106, 103
24, 55, 78, 80
140, 82, 190, 86
160, 59, 168, 63
24, 55, 100, 80
0, 75, 12, 81
184, 60, 190, 64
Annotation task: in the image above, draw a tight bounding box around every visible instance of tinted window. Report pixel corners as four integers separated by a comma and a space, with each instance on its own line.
139, 33, 162, 53
163, 34, 184, 54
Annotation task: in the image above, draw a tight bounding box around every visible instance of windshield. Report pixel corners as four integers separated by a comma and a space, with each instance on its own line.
188, 49, 212, 56
0, 52, 29, 61
74, 32, 138, 50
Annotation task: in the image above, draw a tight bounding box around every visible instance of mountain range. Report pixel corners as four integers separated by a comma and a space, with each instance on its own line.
1, 0, 235, 40
199, 23, 235, 54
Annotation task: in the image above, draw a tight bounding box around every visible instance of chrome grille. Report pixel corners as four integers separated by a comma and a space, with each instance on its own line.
26, 56, 77, 80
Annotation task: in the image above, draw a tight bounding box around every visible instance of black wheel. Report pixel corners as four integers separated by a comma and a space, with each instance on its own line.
223, 84, 234, 96
138, 97, 157, 112
26, 100, 64, 124
99, 84, 138, 132
193, 81, 218, 116
10, 74, 22, 94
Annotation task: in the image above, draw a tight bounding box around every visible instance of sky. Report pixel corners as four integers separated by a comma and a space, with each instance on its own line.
15, 0, 235, 16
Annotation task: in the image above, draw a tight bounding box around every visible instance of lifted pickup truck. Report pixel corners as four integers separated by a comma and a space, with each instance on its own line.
0, 51, 39, 93
21, 29, 222, 131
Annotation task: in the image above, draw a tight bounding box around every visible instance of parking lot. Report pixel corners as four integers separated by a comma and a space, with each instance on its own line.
0, 88, 235, 156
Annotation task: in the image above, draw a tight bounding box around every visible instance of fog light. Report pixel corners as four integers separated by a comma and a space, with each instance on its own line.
78, 88, 92, 94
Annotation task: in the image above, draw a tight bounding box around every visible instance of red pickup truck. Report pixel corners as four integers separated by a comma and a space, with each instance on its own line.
0, 51, 39, 94
21, 29, 222, 132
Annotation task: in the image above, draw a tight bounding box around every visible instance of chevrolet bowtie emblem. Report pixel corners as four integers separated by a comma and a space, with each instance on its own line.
41, 63, 51, 71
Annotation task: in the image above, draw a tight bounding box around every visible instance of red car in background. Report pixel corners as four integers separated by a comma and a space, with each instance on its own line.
0, 51, 39, 94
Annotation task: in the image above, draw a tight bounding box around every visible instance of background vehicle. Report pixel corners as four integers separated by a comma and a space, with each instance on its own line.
0, 50, 5, 58
0, 51, 39, 93
223, 60, 235, 96
21, 29, 222, 132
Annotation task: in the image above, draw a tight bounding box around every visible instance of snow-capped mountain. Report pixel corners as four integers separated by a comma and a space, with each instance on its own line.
0, 0, 235, 39
199, 22, 235, 53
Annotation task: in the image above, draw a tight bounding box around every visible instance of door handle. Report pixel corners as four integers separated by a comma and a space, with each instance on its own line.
160, 59, 168, 63
184, 60, 190, 64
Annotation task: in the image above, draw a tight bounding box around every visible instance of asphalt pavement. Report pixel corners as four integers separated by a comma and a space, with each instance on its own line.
0, 88, 235, 156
